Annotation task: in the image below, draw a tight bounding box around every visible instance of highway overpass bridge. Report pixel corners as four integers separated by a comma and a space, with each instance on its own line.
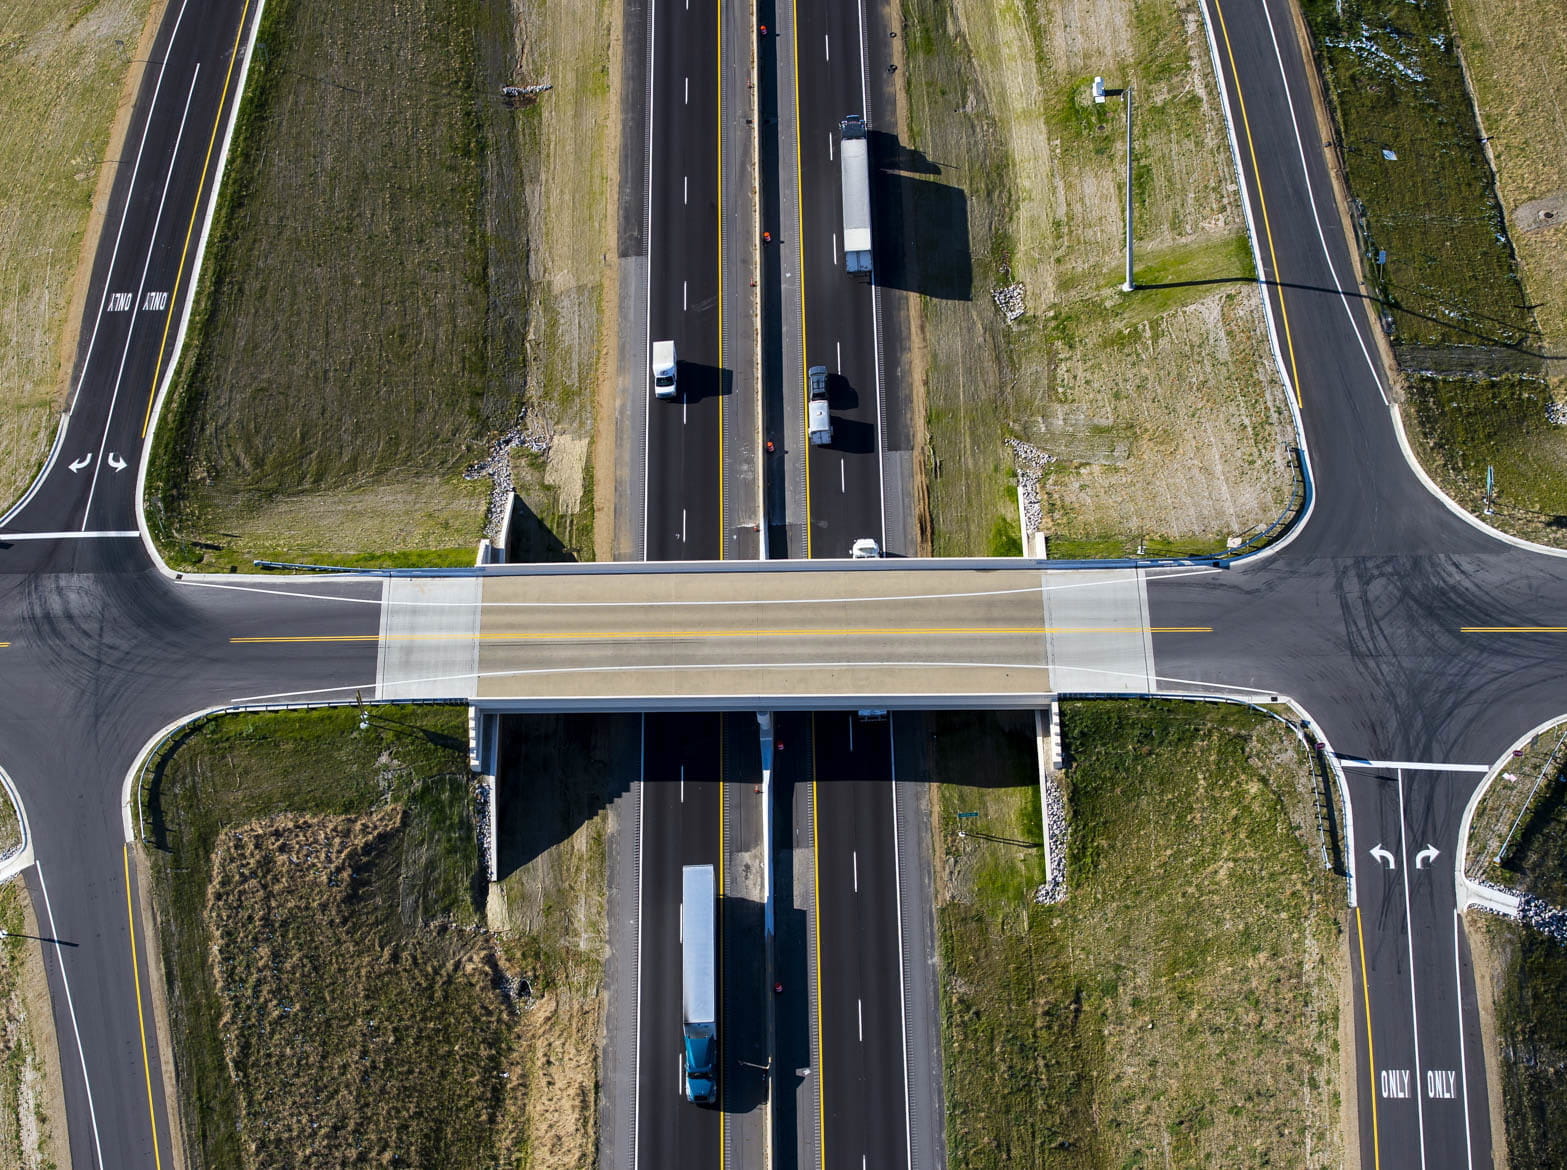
365, 562, 1173, 709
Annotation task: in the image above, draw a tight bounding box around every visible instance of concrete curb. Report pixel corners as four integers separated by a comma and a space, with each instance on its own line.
135, 0, 277, 583
1454, 715, 1567, 916
0, 762, 36, 884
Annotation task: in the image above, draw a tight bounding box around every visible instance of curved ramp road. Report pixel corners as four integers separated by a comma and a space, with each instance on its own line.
1, 0, 1565, 1166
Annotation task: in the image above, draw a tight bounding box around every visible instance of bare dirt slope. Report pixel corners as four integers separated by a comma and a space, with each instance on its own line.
899, 0, 1295, 556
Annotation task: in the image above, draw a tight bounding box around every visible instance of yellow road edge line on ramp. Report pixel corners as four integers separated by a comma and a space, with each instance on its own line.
1355, 905, 1381, 1170
123, 844, 165, 1170
1461, 626, 1567, 633
1210, 0, 1305, 409
231, 625, 1212, 644
140, 0, 256, 437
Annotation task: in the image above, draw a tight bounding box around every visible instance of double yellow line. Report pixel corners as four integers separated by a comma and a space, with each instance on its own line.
232, 624, 1211, 645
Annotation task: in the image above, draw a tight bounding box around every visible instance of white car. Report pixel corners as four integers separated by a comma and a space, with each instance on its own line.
850, 538, 881, 559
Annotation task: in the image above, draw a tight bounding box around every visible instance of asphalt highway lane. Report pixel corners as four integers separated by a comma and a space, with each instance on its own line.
5, 0, 1567, 1163
811, 712, 909, 1170
645, 0, 726, 561
790, 0, 889, 557
634, 713, 725, 1163
2, 0, 258, 539
0, 538, 380, 1166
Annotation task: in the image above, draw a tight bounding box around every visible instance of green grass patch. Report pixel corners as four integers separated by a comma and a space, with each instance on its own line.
0, 881, 63, 1169
1476, 916, 1567, 1170
1300, 0, 1536, 355
1404, 373, 1567, 536
932, 702, 1343, 1168
142, 705, 525, 1168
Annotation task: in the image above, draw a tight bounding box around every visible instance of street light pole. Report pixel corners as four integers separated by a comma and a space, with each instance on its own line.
1095, 76, 1135, 292
1122, 85, 1135, 293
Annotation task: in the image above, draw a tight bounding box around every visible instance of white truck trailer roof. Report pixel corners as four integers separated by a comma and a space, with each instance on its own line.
682, 864, 716, 1023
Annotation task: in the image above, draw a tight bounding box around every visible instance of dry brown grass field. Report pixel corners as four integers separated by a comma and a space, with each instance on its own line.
150, 0, 615, 569
898, 0, 1295, 556
1447, 0, 1567, 371
145, 705, 610, 1169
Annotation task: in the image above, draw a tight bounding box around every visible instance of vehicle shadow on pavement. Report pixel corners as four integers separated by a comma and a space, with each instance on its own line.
869, 130, 972, 301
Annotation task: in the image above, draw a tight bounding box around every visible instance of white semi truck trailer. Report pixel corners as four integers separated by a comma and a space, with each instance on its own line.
839, 115, 873, 278
681, 864, 718, 1104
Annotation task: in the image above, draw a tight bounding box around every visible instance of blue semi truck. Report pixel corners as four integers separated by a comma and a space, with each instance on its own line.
681, 864, 718, 1104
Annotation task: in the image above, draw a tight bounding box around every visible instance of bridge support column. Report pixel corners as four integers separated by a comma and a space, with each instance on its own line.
470, 707, 500, 882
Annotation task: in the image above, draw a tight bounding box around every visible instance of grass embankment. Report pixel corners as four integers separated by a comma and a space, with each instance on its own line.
150, 0, 613, 571
1472, 916, 1567, 1170
1300, 0, 1567, 543
0, 883, 67, 1170
142, 706, 609, 1168
1448, 0, 1567, 362
931, 703, 1343, 1167
1463, 722, 1567, 1169
1464, 723, 1567, 894
0, 0, 159, 513
898, 0, 1294, 557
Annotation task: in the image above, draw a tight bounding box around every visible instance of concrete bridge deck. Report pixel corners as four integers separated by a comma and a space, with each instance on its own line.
370, 564, 1179, 709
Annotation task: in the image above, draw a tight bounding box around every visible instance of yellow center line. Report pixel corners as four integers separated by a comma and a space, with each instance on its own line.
139, 0, 255, 436
714, 0, 725, 565
1211, 0, 1305, 409
124, 845, 165, 1170
230, 625, 1212, 644
1461, 626, 1567, 633
1355, 906, 1381, 1169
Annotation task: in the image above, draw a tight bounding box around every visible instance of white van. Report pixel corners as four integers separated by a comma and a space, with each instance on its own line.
807, 365, 831, 446
652, 340, 678, 400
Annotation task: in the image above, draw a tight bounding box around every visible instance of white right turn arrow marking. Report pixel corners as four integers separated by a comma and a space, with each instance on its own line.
1415, 844, 1439, 869
1370, 843, 1396, 870
107, 452, 127, 472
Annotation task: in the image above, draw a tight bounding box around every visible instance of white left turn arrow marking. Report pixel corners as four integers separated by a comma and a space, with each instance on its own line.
107, 452, 127, 472
1370, 843, 1396, 870
1415, 844, 1439, 869
68, 454, 92, 473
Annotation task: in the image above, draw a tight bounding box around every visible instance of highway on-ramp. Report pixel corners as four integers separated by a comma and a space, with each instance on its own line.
3, 0, 1567, 1166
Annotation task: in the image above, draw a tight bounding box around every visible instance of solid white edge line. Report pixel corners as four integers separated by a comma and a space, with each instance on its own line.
137, 0, 271, 577
852, 0, 889, 551
0, 0, 195, 530
638, 0, 658, 566
1338, 759, 1491, 773
1256, 0, 1387, 403
34, 862, 106, 1168
1396, 772, 1430, 1169
83, 65, 203, 529
1254, 0, 1567, 562
1452, 910, 1475, 1169
888, 729, 916, 1170
0, 531, 140, 541
1192, 0, 1317, 567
